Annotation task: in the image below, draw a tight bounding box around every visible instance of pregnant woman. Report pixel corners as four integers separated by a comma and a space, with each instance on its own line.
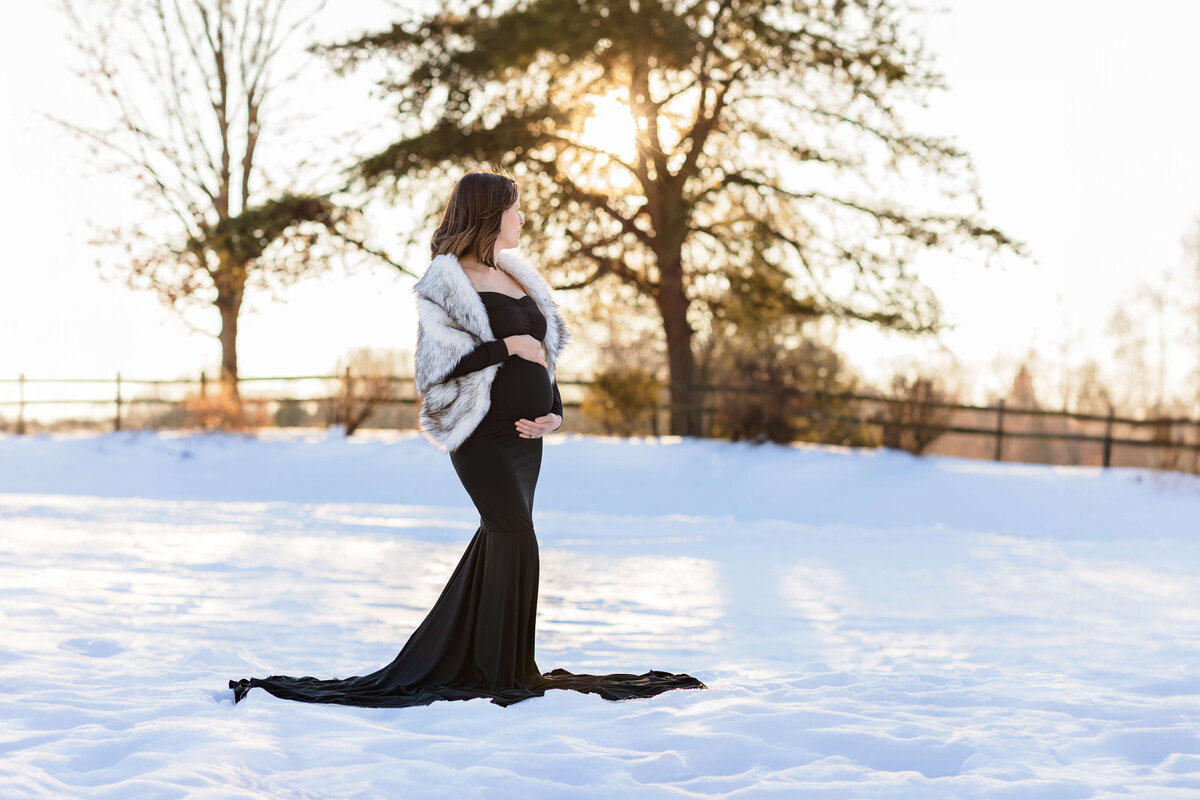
228, 170, 706, 707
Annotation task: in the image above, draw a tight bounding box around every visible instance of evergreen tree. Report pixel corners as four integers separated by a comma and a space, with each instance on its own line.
322, 0, 1021, 435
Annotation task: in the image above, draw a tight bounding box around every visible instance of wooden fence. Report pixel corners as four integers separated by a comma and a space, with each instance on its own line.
2, 372, 1198, 472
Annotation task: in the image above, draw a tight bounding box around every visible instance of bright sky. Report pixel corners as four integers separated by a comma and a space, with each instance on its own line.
844, 0, 1200, 406
2, 1, 1198, 411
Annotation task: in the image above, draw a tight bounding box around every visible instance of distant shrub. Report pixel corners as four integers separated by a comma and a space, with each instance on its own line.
706, 336, 877, 447
581, 366, 659, 437
1151, 418, 1200, 474
274, 398, 317, 428
871, 375, 956, 455
323, 348, 409, 435
180, 383, 267, 432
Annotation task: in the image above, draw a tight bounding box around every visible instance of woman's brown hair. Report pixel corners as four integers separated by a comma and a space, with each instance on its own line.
430, 170, 519, 268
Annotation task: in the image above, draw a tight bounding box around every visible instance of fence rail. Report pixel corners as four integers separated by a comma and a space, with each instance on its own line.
2, 372, 1198, 471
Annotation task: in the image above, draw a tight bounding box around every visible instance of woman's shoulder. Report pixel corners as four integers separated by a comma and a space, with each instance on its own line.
414, 253, 459, 295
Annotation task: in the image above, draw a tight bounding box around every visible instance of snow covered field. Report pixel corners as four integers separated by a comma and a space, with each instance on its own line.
1, 429, 1198, 799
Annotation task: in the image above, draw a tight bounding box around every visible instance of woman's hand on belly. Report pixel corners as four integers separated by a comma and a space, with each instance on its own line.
516, 413, 561, 438
504, 334, 547, 367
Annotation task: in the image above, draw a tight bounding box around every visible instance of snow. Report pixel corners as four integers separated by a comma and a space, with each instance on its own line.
1, 428, 1198, 798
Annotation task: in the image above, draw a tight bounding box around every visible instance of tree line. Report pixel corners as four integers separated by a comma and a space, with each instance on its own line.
58, 0, 1033, 438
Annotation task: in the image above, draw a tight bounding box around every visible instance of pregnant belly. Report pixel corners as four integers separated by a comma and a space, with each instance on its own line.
488, 358, 554, 420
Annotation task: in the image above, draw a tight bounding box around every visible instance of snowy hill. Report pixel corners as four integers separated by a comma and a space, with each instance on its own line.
1, 429, 1198, 798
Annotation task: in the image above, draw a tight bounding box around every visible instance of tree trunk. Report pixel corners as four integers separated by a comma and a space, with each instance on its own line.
656, 251, 702, 437
216, 289, 243, 400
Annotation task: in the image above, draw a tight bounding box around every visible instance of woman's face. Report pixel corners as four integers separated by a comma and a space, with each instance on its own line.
495, 198, 524, 253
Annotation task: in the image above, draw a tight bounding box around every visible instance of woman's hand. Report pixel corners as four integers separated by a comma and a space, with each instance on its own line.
503, 335, 546, 366
516, 413, 561, 438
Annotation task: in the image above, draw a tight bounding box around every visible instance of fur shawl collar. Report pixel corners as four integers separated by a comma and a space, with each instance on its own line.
412, 251, 571, 453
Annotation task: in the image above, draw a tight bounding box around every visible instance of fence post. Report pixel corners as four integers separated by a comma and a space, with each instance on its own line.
200, 370, 207, 398
651, 386, 660, 438
816, 389, 828, 443
16, 373, 26, 435
1102, 405, 1114, 468
993, 399, 1005, 461
114, 371, 122, 432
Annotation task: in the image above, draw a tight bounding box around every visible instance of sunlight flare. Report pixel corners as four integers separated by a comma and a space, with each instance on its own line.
580, 91, 639, 165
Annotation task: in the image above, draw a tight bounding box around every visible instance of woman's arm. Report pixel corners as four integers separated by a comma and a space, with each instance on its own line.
414, 295, 487, 395
444, 339, 509, 380
548, 380, 563, 429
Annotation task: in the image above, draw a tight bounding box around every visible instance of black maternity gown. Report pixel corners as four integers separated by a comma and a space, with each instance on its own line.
228, 290, 706, 707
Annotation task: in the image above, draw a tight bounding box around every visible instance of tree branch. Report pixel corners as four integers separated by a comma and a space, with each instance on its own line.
562, 229, 659, 296
328, 229, 421, 280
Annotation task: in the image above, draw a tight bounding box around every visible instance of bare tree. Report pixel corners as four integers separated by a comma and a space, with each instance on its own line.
55, 0, 344, 399
1004, 359, 1056, 464
1047, 293, 1088, 413
1135, 278, 1173, 415
872, 373, 956, 455
1104, 265, 1198, 418
1185, 217, 1200, 414
1068, 359, 1113, 417
1105, 306, 1151, 416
